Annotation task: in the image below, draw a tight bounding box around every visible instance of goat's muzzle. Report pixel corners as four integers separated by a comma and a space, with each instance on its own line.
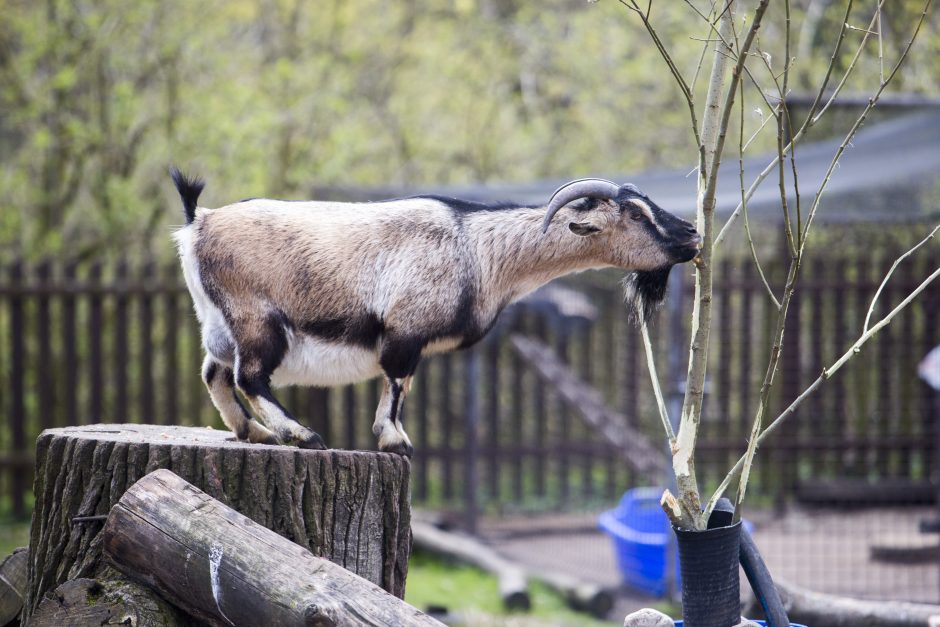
673, 231, 703, 263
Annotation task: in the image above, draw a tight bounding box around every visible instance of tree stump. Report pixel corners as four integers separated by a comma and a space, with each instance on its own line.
24, 424, 413, 623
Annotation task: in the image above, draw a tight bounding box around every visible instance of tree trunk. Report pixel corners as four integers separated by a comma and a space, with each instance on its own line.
24, 424, 413, 623
102, 469, 441, 627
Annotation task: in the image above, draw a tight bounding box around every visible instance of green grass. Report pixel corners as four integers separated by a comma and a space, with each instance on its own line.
0, 519, 30, 557
405, 550, 621, 626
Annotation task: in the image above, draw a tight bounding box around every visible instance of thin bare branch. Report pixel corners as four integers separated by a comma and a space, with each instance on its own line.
642, 322, 676, 445
621, 0, 702, 145
742, 103, 779, 151
714, 0, 860, 249
813, 2, 884, 125
864, 224, 940, 332
737, 79, 780, 307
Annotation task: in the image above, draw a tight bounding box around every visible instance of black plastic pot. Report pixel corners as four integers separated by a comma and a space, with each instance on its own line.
674, 499, 791, 627
674, 520, 742, 627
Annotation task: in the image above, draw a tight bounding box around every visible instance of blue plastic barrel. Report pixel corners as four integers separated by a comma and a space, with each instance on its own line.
598, 487, 678, 596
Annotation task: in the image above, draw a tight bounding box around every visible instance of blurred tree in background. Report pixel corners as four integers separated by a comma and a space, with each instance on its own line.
0, 0, 937, 261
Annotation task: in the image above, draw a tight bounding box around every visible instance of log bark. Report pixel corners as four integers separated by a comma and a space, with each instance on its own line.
411, 520, 530, 611
24, 424, 413, 623
31, 571, 196, 627
746, 578, 940, 627
102, 469, 441, 627
0, 547, 28, 625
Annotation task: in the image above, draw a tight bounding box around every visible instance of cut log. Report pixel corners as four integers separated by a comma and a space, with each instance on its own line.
0, 547, 28, 625
103, 469, 442, 627
24, 424, 412, 623
525, 568, 613, 618
31, 571, 195, 627
746, 577, 940, 627
411, 520, 531, 611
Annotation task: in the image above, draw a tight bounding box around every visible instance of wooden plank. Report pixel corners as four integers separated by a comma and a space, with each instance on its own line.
36, 260, 56, 432
62, 261, 78, 427
441, 354, 454, 501
138, 260, 155, 425
509, 335, 665, 476
510, 321, 524, 502
415, 365, 429, 502
831, 257, 848, 475
162, 263, 178, 426
485, 339, 500, 504
555, 330, 570, 505
114, 259, 129, 422
87, 262, 104, 423
533, 316, 547, 498
463, 349, 480, 533
9, 261, 25, 517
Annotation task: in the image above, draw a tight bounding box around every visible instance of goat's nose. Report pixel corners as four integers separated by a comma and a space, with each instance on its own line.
684, 223, 698, 235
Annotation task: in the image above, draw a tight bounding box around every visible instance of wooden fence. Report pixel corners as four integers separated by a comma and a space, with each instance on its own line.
2, 247, 939, 524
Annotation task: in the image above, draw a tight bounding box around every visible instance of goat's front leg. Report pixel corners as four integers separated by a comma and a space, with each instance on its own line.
373, 375, 414, 457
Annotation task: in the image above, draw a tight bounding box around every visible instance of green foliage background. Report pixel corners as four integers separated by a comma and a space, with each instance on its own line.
1, 0, 937, 261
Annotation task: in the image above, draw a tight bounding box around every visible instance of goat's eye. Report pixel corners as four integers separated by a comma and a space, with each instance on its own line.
629, 212, 644, 222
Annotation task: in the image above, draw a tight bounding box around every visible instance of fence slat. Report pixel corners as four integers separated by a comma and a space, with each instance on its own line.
139, 261, 155, 426
88, 262, 104, 423
114, 259, 129, 423
36, 261, 55, 432
162, 264, 178, 426
62, 261, 78, 427
9, 262, 26, 517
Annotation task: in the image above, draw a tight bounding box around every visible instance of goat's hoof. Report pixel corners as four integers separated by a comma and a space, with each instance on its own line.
256, 434, 282, 446
381, 441, 414, 458
297, 432, 328, 450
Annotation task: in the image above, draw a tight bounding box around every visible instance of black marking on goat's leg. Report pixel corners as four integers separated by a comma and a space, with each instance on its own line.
374, 376, 414, 457
376, 336, 420, 456
203, 355, 279, 444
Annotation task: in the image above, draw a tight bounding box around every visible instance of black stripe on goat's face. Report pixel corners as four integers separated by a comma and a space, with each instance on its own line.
616, 184, 701, 265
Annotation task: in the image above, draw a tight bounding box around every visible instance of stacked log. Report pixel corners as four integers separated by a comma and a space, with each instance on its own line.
24, 424, 413, 624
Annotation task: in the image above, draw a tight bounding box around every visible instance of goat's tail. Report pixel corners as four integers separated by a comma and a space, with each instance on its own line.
169, 166, 206, 225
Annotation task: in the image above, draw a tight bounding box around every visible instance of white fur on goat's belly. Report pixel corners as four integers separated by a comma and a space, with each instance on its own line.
271, 332, 383, 388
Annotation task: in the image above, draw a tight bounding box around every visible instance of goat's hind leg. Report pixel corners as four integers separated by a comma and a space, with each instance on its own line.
232, 315, 327, 449
202, 356, 278, 444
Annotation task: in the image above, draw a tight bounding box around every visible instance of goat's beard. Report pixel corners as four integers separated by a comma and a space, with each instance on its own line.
622, 267, 671, 325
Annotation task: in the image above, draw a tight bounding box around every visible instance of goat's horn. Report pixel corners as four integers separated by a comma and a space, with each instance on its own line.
541, 178, 621, 233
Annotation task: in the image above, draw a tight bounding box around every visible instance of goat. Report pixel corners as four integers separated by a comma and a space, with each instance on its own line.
170, 171, 701, 456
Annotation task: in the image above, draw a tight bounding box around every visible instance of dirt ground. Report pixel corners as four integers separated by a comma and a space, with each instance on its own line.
477, 505, 940, 619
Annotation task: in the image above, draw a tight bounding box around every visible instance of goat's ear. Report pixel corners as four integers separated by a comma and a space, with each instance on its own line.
568, 220, 603, 236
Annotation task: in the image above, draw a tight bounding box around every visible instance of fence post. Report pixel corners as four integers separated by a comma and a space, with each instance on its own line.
464, 347, 481, 534
9, 261, 25, 518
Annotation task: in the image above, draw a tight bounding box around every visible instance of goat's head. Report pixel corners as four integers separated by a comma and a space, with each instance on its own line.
541, 178, 702, 323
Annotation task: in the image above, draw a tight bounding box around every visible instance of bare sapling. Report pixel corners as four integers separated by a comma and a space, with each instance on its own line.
621, 0, 936, 530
